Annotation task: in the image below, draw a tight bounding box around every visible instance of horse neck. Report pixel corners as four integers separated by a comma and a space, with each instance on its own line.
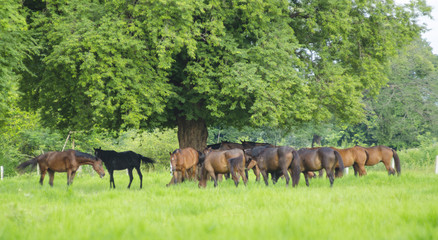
75, 157, 96, 165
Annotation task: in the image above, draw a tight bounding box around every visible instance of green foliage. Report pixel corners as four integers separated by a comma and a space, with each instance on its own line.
18, 0, 429, 138
0, 0, 37, 125
1, 171, 438, 239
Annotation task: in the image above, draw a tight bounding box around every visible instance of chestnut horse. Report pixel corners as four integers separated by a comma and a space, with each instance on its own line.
17, 150, 105, 186
330, 146, 368, 177
362, 145, 401, 175
198, 149, 247, 188
246, 146, 301, 187
296, 147, 344, 187
167, 147, 199, 185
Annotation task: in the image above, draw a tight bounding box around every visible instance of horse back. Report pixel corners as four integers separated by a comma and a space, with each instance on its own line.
179, 147, 199, 168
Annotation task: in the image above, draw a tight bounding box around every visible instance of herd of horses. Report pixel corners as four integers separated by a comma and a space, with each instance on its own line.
168, 141, 401, 188
16, 140, 401, 188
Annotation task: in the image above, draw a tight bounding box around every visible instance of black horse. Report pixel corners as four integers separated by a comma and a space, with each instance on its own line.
94, 147, 155, 189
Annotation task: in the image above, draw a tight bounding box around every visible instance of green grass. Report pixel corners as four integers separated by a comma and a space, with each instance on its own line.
1, 169, 437, 240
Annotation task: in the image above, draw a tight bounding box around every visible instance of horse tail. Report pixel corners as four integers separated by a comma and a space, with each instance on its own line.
16, 157, 38, 173
392, 149, 401, 176
334, 151, 344, 172
291, 150, 301, 187
139, 155, 155, 165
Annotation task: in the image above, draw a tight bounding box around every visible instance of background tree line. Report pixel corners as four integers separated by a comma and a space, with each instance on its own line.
1, 0, 437, 175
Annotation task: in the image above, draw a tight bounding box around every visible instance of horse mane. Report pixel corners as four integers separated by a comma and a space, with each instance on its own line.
74, 150, 98, 161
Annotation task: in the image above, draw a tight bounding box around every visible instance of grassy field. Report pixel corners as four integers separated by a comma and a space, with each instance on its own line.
1, 168, 437, 240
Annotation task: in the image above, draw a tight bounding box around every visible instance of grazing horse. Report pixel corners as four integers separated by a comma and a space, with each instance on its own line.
297, 147, 344, 187
198, 149, 247, 188
94, 148, 155, 189
246, 146, 301, 187
219, 141, 244, 150
241, 141, 274, 149
244, 145, 272, 181
330, 146, 368, 177
167, 147, 199, 186
362, 145, 401, 175
16, 150, 105, 186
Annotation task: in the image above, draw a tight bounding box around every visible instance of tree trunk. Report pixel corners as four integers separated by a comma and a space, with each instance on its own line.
177, 117, 208, 151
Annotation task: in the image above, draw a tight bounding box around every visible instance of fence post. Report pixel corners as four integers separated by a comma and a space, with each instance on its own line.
1, 166, 3, 180
391, 157, 395, 169
344, 167, 349, 175
435, 156, 438, 174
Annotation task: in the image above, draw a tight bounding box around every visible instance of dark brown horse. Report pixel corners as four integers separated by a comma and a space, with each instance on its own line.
330, 146, 368, 177
167, 147, 199, 186
296, 147, 344, 187
246, 146, 300, 187
17, 150, 105, 186
241, 141, 274, 149
198, 149, 247, 188
362, 145, 401, 175
219, 141, 244, 150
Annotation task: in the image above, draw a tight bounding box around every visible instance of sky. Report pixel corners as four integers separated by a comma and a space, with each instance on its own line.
396, 0, 438, 54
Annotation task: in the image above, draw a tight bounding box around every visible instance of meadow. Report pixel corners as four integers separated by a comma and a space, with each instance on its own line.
1, 168, 437, 240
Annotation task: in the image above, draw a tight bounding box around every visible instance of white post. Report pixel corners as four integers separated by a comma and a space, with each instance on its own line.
1, 166, 3, 180
435, 156, 438, 174
344, 167, 349, 175
391, 157, 395, 169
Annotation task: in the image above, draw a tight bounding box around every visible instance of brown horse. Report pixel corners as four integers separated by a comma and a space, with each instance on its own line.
241, 141, 274, 149
167, 147, 199, 186
17, 150, 105, 186
246, 146, 300, 187
362, 145, 401, 175
330, 146, 368, 177
198, 149, 247, 188
296, 147, 344, 187
219, 142, 244, 150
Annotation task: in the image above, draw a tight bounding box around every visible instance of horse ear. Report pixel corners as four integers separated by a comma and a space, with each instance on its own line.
169, 152, 172, 155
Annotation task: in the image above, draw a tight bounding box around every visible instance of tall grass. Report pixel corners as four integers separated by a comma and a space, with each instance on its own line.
1, 169, 437, 240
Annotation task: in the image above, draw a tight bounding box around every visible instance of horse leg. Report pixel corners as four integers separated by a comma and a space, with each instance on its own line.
70, 171, 77, 185
39, 168, 47, 186
127, 168, 134, 189
326, 169, 335, 187
304, 172, 310, 187
48, 169, 55, 187
254, 166, 260, 182
318, 169, 323, 178
135, 166, 143, 189
109, 170, 115, 188
383, 158, 396, 175
352, 163, 359, 176
357, 163, 367, 176
282, 168, 290, 187
181, 168, 186, 182
66, 170, 73, 186
214, 173, 219, 187
261, 170, 269, 186
191, 165, 197, 181
239, 168, 248, 186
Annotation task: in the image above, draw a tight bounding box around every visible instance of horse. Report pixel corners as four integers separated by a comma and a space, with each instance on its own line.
330, 146, 368, 177
241, 141, 274, 149
362, 145, 401, 175
16, 150, 105, 186
219, 141, 244, 150
94, 147, 155, 189
296, 147, 344, 187
246, 146, 300, 187
167, 147, 199, 186
244, 145, 271, 181
198, 149, 247, 188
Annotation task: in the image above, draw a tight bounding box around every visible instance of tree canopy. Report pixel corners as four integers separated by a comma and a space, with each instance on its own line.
17, 0, 430, 149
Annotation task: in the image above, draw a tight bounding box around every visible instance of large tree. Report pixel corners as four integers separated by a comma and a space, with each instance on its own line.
20, 0, 429, 150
